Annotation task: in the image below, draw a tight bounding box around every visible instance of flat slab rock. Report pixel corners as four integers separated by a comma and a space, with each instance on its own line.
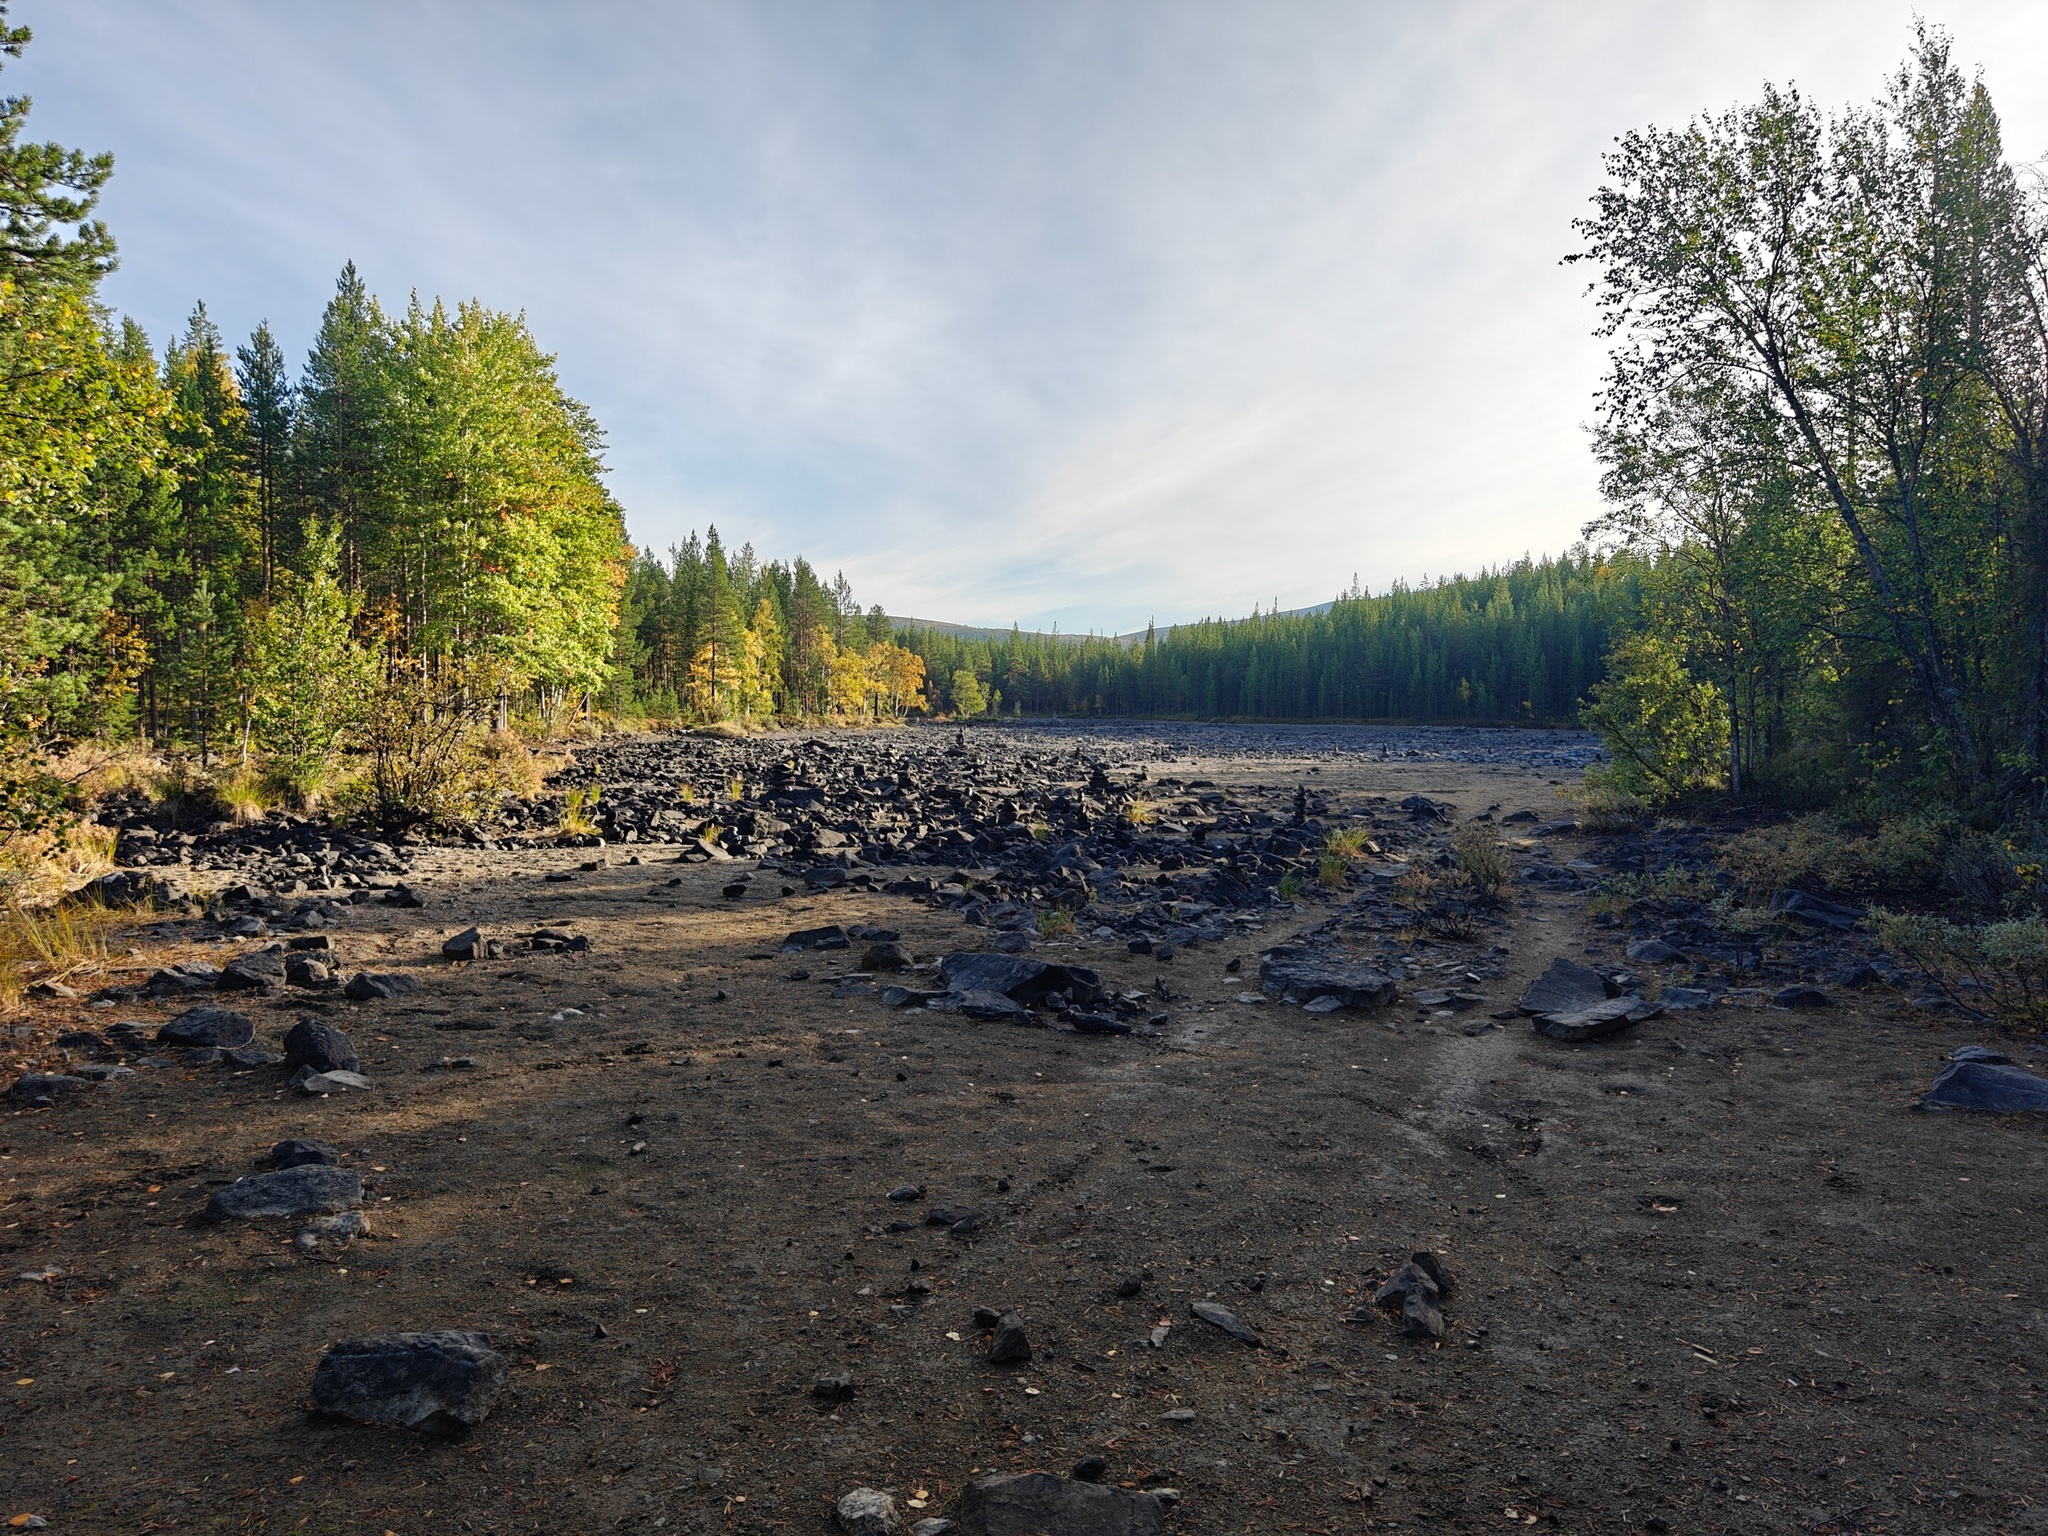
345, 971, 422, 1002
1517, 958, 1613, 1016
311, 1330, 509, 1434
1258, 946, 1398, 1009
1532, 995, 1663, 1043
957, 1472, 1165, 1536
206, 1163, 362, 1221
1920, 1050, 2048, 1114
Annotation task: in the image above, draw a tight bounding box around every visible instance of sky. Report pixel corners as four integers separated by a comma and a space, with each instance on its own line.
14, 2, 2048, 634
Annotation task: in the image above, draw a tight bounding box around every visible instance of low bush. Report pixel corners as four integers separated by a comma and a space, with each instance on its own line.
1721, 811, 1949, 902
1450, 823, 1516, 900
1871, 910, 2048, 1027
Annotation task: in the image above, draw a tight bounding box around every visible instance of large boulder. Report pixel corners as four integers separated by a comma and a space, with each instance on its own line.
311, 1331, 509, 1434
206, 1163, 362, 1221
1258, 946, 1398, 1010
1531, 995, 1662, 1044
158, 1005, 254, 1049
957, 1472, 1165, 1536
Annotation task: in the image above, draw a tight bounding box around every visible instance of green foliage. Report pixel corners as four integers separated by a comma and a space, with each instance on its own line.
0, 7, 116, 297
1575, 28, 2048, 803
558, 783, 601, 835
1870, 909, 2048, 1027
897, 553, 1634, 722
950, 669, 988, 717
242, 526, 375, 805
1579, 633, 1729, 800
1450, 823, 1516, 900
1721, 811, 1950, 902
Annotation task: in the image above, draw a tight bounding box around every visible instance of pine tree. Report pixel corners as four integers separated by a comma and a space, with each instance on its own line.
235, 321, 293, 593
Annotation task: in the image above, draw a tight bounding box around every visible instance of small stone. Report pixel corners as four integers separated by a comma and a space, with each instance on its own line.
1189, 1299, 1262, 1346
14, 1265, 64, 1283
836, 1487, 901, 1536
986, 1307, 1033, 1363
291, 1067, 373, 1095
293, 1210, 369, 1252
886, 1184, 924, 1201
1162, 1407, 1196, 1423
911, 1520, 956, 1536
813, 1370, 856, 1402
311, 1330, 507, 1433
271, 1138, 340, 1170
1773, 985, 1830, 1009
1625, 939, 1685, 965
218, 947, 288, 991
284, 954, 334, 987
1114, 1274, 1141, 1297
861, 941, 912, 971
1071, 1455, 1108, 1482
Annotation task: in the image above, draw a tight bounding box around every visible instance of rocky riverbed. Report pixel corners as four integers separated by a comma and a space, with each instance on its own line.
2, 720, 2043, 1535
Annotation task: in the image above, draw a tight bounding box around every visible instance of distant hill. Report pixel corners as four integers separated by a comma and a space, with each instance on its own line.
891, 599, 1338, 649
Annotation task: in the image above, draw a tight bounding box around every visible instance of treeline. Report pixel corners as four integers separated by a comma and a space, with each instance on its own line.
891, 554, 1635, 723
1575, 28, 2048, 815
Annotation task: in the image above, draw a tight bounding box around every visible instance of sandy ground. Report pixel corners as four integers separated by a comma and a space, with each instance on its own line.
2, 726, 2044, 1536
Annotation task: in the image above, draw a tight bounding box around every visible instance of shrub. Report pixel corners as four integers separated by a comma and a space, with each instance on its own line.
1450, 824, 1516, 900
1942, 831, 2020, 916
1278, 870, 1310, 902
347, 664, 509, 828
1722, 812, 1948, 902
1391, 865, 1479, 940
1569, 772, 1652, 832
1871, 910, 2048, 1027
1035, 906, 1075, 939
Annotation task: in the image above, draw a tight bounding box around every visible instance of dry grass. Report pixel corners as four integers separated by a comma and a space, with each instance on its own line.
0, 899, 122, 1010
558, 784, 603, 835
1125, 798, 1161, 827
1035, 906, 1075, 939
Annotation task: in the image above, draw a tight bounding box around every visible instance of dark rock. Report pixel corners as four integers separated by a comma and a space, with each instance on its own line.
1189, 1299, 1261, 1345
1773, 985, 1830, 1009
783, 925, 851, 953
218, 947, 288, 991
182, 1045, 225, 1066
158, 1005, 255, 1049
1068, 1012, 1134, 1035
206, 1163, 362, 1220
1517, 958, 1612, 1015
986, 1308, 1032, 1363
285, 954, 334, 988
1374, 1255, 1448, 1338
952, 989, 1031, 1022
383, 883, 427, 909
928, 1205, 985, 1232
880, 985, 945, 1007
1657, 986, 1716, 1009
10, 1072, 91, 1105
1919, 1055, 2048, 1114
813, 1370, 856, 1402
1127, 938, 1154, 955
886, 1184, 924, 1201
938, 952, 1103, 1005
1071, 1455, 1109, 1482
271, 1138, 341, 1170
1114, 1275, 1142, 1298
1257, 946, 1398, 1010
442, 926, 486, 961
225, 1045, 284, 1067
310, 1330, 508, 1434
861, 941, 912, 972
1625, 939, 1685, 965
283, 1018, 360, 1074
146, 960, 219, 995
1531, 995, 1661, 1043
957, 1471, 1164, 1536
344, 971, 421, 1002
1769, 889, 1864, 931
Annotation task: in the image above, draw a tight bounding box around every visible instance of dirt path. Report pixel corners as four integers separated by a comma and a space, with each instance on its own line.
3, 728, 2044, 1535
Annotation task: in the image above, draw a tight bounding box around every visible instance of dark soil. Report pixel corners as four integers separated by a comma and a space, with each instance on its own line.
3, 722, 2043, 1536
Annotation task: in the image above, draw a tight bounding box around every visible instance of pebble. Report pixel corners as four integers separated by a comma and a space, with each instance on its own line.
986, 1308, 1033, 1363
1189, 1300, 1262, 1346
836, 1487, 901, 1536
